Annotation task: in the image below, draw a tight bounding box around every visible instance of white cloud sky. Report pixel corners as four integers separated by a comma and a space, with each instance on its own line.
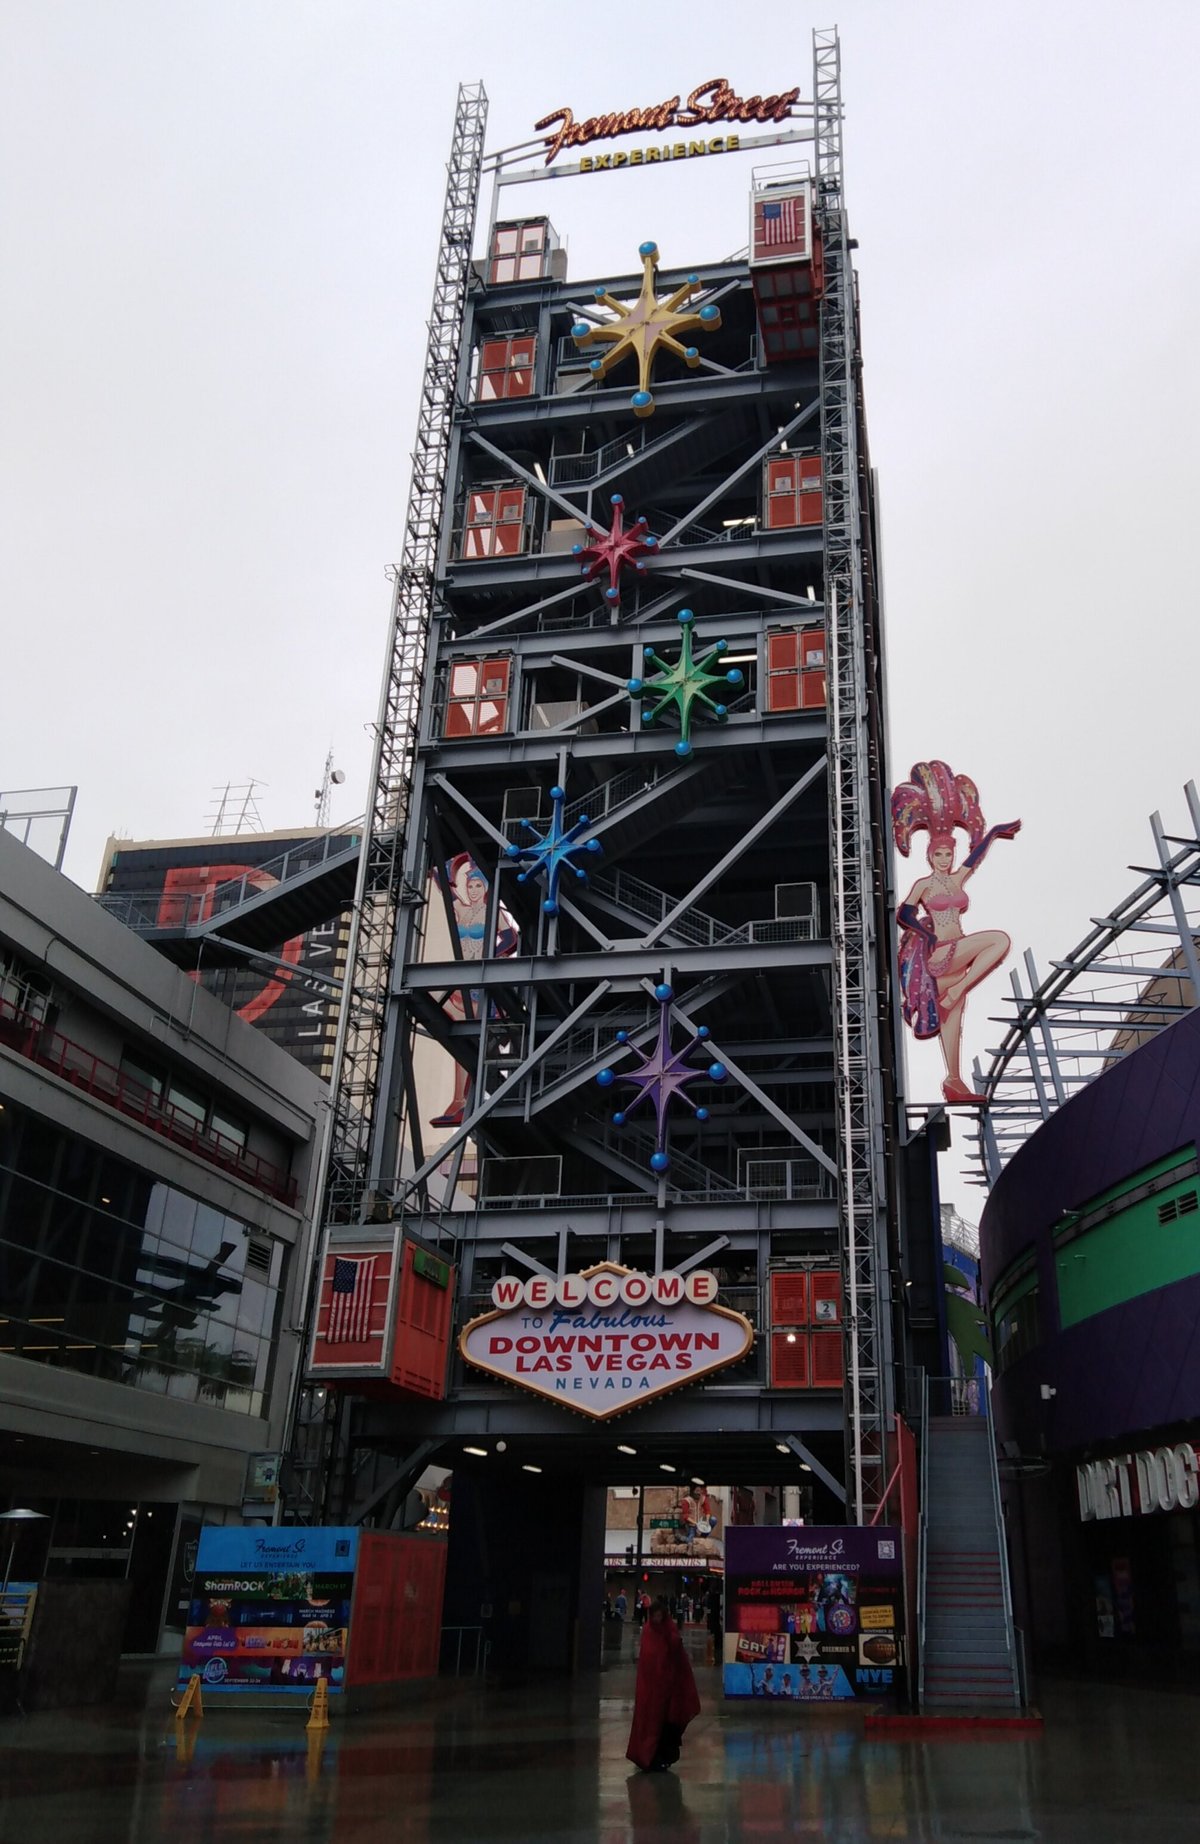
3, 0, 1198, 1214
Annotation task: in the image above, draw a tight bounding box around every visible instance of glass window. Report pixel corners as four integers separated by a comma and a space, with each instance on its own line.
209, 1109, 247, 1151
159, 1189, 196, 1254
0, 1098, 284, 1418
192, 1204, 231, 1262
493, 228, 518, 255
120, 1051, 163, 1102
167, 1080, 206, 1128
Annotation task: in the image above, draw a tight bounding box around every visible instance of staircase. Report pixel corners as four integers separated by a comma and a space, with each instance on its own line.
920, 1403, 1022, 1712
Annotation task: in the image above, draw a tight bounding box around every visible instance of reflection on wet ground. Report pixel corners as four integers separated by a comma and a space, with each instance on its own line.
0, 1642, 1194, 1842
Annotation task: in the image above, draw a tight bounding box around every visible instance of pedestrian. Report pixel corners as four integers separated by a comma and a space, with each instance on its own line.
706, 1584, 723, 1654
626, 1599, 701, 1773
616, 1587, 628, 1621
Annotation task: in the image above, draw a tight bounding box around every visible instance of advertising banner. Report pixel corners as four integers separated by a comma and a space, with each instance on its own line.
460, 1263, 751, 1419
723, 1526, 905, 1703
178, 1528, 359, 1695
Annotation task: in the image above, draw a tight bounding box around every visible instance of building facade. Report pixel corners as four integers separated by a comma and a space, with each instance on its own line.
0, 829, 325, 1652
97, 828, 359, 1083
976, 786, 1200, 1677
300, 39, 933, 1671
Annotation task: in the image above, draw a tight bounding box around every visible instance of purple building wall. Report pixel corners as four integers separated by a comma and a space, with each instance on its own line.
981, 1006, 1200, 1458
980, 1009, 1200, 1664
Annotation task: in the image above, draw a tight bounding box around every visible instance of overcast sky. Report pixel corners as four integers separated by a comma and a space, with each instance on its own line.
3, 1, 1198, 1213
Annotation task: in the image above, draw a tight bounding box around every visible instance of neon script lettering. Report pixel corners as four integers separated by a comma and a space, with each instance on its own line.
535, 80, 800, 165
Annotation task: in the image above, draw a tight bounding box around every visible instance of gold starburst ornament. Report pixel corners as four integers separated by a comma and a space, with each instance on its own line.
571, 240, 722, 419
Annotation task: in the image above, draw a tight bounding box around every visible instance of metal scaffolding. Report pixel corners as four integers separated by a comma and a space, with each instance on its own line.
969, 781, 1200, 1188
814, 26, 891, 1525
294, 36, 905, 1527
324, 82, 489, 1228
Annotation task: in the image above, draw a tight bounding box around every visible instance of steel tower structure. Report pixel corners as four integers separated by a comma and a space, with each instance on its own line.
299, 32, 903, 1527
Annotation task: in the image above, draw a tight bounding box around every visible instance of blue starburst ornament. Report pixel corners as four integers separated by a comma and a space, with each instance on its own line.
627, 608, 744, 757
595, 984, 728, 1171
506, 783, 603, 915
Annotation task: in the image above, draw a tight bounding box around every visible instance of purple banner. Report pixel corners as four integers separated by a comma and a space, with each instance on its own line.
725, 1525, 901, 1578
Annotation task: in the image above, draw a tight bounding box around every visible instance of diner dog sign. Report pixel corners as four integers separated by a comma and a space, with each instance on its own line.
460, 1263, 753, 1419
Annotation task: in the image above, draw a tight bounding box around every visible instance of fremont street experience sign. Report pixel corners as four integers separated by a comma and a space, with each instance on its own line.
459, 1262, 753, 1419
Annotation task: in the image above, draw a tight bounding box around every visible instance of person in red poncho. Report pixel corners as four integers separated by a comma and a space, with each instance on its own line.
626, 1599, 702, 1772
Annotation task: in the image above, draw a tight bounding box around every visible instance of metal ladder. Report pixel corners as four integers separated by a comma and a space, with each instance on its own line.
814, 27, 890, 1525
322, 83, 489, 1228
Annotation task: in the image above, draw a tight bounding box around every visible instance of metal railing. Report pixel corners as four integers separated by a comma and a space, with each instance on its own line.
0, 993, 298, 1205
97, 825, 363, 933
440, 1625, 489, 1676
982, 1376, 1021, 1705
917, 1370, 930, 1711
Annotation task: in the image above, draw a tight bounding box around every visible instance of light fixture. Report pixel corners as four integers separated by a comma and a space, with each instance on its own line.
659, 1463, 676, 1473
533, 462, 547, 484
786, 1332, 797, 1344
495, 1440, 507, 1453
799, 1463, 812, 1473
100, 1196, 111, 1205
775, 1443, 790, 1455
617, 1444, 637, 1456
691, 1477, 705, 1486
462, 1446, 488, 1458
625, 442, 635, 458
522, 1464, 542, 1474
806, 586, 816, 602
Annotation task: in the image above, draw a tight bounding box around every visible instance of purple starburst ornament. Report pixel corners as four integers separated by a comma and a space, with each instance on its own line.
595, 983, 727, 1171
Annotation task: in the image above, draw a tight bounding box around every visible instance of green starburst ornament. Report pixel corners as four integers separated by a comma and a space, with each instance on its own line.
627, 608, 744, 758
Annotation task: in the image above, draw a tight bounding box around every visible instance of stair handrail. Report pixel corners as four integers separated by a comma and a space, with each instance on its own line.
917, 1368, 929, 1711
982, 1375, 1023, 1706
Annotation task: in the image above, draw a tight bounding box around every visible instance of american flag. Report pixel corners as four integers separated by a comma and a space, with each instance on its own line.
760, 196, 803, 251
326, 1255, 376, 1345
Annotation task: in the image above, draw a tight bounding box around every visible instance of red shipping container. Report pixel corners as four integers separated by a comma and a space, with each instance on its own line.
389, 1239, 455, 1400
309, 1244, 393, 1374
770, 1270, 809, 1325
346, 1530, 447, 1686
443, 656, 512, 737
770, 1332, 809, 1388
478, 335, 536, 402
810, 1329, 844, 1387
810, 1271, 842, 1326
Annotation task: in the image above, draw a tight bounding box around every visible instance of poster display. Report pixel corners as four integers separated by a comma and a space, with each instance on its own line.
723, 1526, 905, 1703
178, 1527, 359, 1695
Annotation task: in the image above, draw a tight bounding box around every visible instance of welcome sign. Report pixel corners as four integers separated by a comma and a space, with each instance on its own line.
460, 1262, 752, 1419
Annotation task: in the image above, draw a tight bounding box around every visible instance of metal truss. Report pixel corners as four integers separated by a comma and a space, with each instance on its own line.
969, 781, 1200, 1187
323, 82, 488, 1227
814, 26, 891, 1525
297, 40, 901, 1516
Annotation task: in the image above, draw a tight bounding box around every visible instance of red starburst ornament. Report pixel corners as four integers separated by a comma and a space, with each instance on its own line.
573, 494, 658, 606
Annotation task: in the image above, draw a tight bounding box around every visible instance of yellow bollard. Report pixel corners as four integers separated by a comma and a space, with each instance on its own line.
172, 1673, 204, 1722
306, 1677, 330, 1732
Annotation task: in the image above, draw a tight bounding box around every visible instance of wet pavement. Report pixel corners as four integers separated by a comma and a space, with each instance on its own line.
0, 1638, 1197, 1841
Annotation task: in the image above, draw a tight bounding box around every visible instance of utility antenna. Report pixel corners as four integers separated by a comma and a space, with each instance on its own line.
314, 750, 346, 829
206, 780, 267, 837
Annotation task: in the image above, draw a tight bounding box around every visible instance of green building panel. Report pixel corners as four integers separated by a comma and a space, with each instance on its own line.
1055, 1152, 1200, 1329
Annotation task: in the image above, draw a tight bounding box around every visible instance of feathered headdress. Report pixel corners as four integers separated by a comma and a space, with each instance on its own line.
890, 761, 985, 860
